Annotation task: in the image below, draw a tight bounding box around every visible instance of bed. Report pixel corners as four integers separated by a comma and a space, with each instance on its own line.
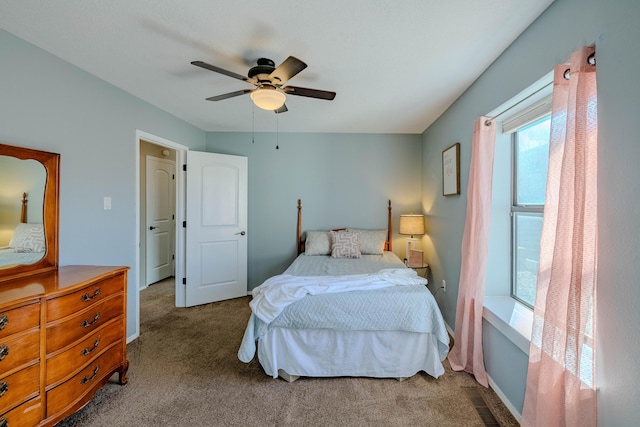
238, 200, 449, 382
0, 193, 46, 267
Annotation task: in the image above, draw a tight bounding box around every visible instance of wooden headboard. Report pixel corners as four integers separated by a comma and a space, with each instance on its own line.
20, 192, 28, 223
296, 199, 393, 255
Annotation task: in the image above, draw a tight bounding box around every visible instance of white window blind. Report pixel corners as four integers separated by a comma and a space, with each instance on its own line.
502, 94, 553, 134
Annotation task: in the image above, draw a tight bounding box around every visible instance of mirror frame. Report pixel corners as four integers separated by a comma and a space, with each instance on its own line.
0, 143, 59, 282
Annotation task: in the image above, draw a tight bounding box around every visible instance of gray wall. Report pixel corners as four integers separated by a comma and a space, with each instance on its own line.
206, 131, 423, 289
421, 0, 640, 423
0, 29, 206, 339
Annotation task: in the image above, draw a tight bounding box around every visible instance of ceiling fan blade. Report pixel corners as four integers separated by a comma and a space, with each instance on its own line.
283, 86, 336, 100
269, 56, 307, 85
191, 61, 255, 83
274, 104, 288, 114
206, 89, 253, 101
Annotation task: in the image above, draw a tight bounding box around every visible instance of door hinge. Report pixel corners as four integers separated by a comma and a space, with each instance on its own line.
182, 221, 186, 228
183, 164, 187, 172
172, 174, 175, 180
182, 278, 186, 285
172, 254, 175, 260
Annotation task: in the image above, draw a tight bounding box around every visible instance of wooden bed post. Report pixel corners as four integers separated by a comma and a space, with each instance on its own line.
20, 192, 28, 223
297, 199, 303, 255
387, 200, 392, 252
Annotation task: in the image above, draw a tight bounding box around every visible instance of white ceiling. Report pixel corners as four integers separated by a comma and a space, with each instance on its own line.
0, 0, 554, 134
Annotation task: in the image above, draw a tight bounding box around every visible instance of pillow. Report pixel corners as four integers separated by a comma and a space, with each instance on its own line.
304, 231, 332, 255
347, 229, 387, 255
10, 223, 45, 253
330, 230, 361, 259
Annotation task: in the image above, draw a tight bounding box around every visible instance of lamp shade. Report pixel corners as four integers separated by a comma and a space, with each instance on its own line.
250, 87, 286, 110
399, 214, 425, 236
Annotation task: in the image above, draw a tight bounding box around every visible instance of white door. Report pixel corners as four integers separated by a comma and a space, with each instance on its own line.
146, 156, 175, 285
185, 151, 248, 307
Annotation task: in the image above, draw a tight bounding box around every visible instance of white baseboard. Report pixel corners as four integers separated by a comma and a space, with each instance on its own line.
444, 321, 522, 422
444, 321, 454, 337
487, 374, 522, 423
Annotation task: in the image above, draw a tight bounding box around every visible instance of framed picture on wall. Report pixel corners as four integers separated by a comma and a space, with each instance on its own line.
442, 142, 460, 196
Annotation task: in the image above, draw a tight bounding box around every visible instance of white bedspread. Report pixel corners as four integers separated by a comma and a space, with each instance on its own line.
284, 252, 406, 276
0, 246, 43, 267
250, 268, 427, 324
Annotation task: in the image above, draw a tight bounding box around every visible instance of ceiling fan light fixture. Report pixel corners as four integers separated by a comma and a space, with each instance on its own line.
250, 87, 286, 111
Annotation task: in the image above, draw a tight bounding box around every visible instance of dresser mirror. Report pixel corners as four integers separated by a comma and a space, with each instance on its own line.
0, 143, 59, 282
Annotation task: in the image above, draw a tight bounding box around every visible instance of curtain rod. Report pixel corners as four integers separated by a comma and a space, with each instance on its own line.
484, 52, 596, 127
484, 81, 553, 126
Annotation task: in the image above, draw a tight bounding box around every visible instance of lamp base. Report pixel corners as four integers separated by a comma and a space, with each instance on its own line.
405, 238, 419, 261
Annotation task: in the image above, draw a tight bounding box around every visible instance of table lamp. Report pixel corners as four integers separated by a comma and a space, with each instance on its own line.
399, 214, 425, 264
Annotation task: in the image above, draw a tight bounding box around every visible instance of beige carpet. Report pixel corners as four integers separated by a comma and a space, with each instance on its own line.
58, 278, 519, 427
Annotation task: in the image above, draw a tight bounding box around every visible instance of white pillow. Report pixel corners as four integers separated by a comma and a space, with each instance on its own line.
346, 228, 387, 255
10, 223, 45, 253
304, 231, 331, 255
330, 231, 361, 259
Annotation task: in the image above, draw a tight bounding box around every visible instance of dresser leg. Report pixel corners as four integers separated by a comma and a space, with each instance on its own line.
118, 360, 130, 385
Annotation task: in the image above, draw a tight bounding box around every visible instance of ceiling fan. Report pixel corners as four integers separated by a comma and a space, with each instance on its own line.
191, 56, 336, 113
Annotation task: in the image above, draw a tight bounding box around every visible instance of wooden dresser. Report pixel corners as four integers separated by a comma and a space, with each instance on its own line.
0, 265, 129, 426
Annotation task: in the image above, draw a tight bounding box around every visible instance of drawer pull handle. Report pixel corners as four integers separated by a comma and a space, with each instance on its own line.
81, 313, 101, 328
0, 315, 7, 331
0, 381, 7, 398
0, 417, 7, 427
0, 345, 8, 362
81, 339, 101, 356
81, 288, 101, 302
81, 366, 100, 384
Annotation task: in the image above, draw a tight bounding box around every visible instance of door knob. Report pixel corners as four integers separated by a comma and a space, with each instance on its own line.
149, 226, 158, 230
235, 231, 246, 236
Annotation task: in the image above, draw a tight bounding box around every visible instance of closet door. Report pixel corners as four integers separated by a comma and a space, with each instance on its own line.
146, 156, 175, 285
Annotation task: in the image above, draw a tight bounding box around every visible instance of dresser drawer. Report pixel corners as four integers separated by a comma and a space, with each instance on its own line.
46, 318, 123, 386
46, 274, 125, 322
0, 396, 41, 427
46, 346, 123, 416
46, 295, 123, 353
0, 329, 39, 375
0, 364, 39, 415
0, 303, 40, 341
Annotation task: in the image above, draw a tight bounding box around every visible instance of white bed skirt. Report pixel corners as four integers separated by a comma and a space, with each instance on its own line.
257, 327, 446, 380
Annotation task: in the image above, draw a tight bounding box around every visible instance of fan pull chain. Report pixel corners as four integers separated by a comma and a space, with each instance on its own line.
276, 113, 279, 150
251, 105, 255, 144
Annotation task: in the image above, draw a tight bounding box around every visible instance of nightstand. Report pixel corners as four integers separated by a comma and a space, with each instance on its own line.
407, 262, 429, 278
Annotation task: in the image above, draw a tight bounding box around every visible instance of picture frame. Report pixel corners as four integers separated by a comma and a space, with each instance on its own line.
408, 249, 424, 268
442, 142, 460, 196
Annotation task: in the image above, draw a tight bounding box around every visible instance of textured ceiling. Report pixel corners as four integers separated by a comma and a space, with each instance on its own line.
0, 0, 554, 133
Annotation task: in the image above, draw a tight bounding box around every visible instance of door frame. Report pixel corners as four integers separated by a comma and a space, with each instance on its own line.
135, 130, 189, 338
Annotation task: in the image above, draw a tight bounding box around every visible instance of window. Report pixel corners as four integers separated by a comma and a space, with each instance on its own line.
511, 115, 551, 307
482, 73, 553, 349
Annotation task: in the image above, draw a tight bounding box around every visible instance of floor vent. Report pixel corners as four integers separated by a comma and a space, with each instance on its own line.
463, 387, 501, 426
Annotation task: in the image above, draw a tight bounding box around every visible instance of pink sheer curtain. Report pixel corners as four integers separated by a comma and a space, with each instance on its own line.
522, 46, 598, 426
448, 117, 496, 387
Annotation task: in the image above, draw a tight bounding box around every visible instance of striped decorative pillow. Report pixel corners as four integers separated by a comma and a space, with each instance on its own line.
330, 231, 361, 259
10, 223, 45, 253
